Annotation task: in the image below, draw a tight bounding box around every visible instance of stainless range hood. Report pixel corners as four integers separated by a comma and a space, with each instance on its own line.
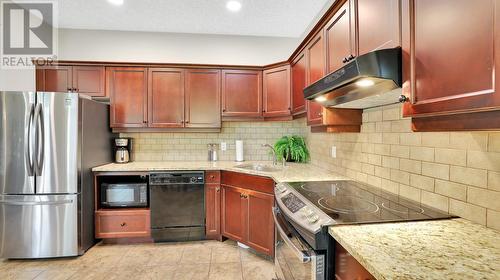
303, 47, 402, 109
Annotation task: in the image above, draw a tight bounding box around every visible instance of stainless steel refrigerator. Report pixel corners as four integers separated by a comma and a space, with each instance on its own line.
0, 91, 115, 259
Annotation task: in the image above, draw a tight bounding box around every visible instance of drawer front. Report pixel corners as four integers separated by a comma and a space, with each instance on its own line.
95, 210, 150, 238
205, 171, 221, 184
221, 171, 275, 194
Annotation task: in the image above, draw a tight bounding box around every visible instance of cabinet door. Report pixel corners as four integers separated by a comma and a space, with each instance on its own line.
72, 66, 106, 97
291, 51, 307, 115
402, 0, 500, 118
222, 70, 262, 118
107, 67, 148, 128
355, 0, 400, 56
185, 69, 221, 128
205, 183, 221, 240
148, 68, 185, 128
40, 66, 72, 92
306, 33, 326, 126
263, 65, 291, 117
246, 191, 274, 256
325, 1, 353, 74
221, 185, 247, 242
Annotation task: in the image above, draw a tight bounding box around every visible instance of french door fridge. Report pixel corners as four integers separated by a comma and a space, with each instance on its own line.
0, 91, 114, 258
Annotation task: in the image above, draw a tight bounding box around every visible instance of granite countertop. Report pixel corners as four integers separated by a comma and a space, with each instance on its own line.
329, 219, 500, 280
92, 161, 348, 183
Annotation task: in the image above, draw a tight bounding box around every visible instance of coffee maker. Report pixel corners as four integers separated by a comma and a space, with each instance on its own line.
114, 138, 132, 163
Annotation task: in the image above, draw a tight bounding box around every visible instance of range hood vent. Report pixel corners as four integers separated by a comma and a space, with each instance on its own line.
304, 47, 402, 109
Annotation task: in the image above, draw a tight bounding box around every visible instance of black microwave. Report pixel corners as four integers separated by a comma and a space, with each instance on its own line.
101, 183, 148, 208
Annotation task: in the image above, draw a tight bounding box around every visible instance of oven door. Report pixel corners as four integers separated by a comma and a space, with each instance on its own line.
273, 207, 325, 280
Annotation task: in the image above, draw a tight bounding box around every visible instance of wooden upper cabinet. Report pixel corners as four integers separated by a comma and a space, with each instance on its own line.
36, 66, 106, 97
222, 69, 262, 118
185, 69, 221, 128
291, 51, 307, 115
263, 65, 291, 118
402, 0, 500, 120
325, 1, 353, 74
305, 32, 326, 126
354, 0, 401, 56
39, 66, 72, 92
148, 68, 185, 128
107, 67, 148, 128
72, 66, 106, 97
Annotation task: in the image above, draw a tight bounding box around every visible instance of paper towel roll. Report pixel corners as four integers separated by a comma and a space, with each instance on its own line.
235, 140, 244, 162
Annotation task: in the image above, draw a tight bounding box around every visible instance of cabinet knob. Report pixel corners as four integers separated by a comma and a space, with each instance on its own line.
120, 222, 126, 227
342, 57, 349, 63
210, 175, 215, 179
67, 88, 72, 92
348, 54, 355, 61
185, 120, 189, 124
399, 95, 409, 103
222, 109, 226, 112
318, 112, 323, 117
216, 187, 220, 192
143, 120, 147, 123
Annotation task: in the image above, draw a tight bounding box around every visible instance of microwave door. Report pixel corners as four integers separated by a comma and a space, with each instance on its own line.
35, 92, 79, 195
0, 91, 36, 195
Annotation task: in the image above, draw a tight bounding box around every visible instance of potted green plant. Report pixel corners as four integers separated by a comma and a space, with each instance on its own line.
273, 136, 310, 163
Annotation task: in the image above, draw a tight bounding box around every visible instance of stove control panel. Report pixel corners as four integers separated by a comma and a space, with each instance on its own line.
281, 193, 306, 213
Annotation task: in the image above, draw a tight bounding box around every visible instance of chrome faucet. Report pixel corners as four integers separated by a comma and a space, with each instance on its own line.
262, 144, 278, 166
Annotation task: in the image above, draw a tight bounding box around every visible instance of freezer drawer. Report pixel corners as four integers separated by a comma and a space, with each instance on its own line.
0, 194, 78, 259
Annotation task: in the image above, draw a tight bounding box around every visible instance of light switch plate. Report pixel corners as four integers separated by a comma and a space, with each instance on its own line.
331, 146, 337, 158
221, 142, 227, 151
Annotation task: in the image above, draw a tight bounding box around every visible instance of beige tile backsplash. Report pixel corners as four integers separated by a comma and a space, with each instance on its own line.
307, 103, 500, 231
122, 103, 500, 231
121, 118, 307, 162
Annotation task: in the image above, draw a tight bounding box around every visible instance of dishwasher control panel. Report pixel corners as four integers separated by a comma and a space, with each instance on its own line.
149, 172, 204, 185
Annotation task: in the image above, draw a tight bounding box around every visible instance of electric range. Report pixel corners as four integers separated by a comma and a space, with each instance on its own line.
273, 180, 455, 280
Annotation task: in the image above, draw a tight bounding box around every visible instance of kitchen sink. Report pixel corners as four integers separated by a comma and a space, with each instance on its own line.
234, 163, 281, 172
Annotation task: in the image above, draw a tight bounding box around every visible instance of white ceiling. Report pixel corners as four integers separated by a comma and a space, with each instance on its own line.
55, 0, 331, 38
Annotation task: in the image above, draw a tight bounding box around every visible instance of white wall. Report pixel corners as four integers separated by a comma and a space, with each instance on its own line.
57, 29, 299, 65
0, 28, 299, 91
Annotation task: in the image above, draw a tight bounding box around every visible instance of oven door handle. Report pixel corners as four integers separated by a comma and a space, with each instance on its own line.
273, 207, 311, 263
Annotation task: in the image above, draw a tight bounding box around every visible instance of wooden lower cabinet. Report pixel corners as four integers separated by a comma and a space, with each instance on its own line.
95, 209, 151, 239
205, 171, 222, 240
221, 171, 275, 256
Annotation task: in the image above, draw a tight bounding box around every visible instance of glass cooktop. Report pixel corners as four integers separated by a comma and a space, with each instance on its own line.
286, 180, 455, 225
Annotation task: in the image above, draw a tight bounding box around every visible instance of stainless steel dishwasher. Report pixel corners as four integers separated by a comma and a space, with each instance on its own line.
149, 172, 205, 242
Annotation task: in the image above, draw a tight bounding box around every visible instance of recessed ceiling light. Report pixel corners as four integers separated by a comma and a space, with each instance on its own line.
226, 1, 242, 12
356, 79, 375, 87
107, 0, 124, 6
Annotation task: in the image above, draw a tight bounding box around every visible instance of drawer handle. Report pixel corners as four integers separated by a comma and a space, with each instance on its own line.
120, 222, 126, 227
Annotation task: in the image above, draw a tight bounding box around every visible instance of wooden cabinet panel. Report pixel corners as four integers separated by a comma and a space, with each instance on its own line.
306, 32, 326, 126
108, 67, 148, 128
335, 242, 375, 280
222, 69, 262, 118
41, 66, 72, 92
221, 171, 274, 195
355, 0, 400, 56
402, 0, 500, 119
148, 68, 185, 128
263, 65, 291, 117
221, 185, 247, 242
185, 69, 221, 128
72, 66, 106, 97
325, 1, 353, 74
291, 51, 307, 115
95, 209, 150, 239
205, 183, 221, 240
247, 191, 274, 256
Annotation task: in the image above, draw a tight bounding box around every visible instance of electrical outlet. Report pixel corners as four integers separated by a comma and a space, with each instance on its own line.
221, 142, 227, 151
331, 146, 337, 158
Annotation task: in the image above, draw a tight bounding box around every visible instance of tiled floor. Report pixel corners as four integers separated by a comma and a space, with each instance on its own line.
0, 240, 276, 280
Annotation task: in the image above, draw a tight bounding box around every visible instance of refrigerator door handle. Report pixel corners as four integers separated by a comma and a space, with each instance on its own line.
24, 104, 35, 176
34, 103, 45, 176
0, 199, 74, 206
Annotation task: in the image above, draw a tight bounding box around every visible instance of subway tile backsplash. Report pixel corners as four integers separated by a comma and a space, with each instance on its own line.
121, 118, 307, 162
307, 103, 500, 231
